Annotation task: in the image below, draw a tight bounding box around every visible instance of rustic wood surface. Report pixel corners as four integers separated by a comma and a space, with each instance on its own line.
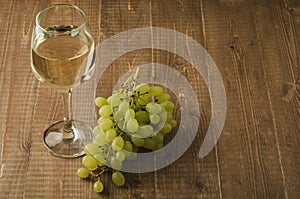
0, 0, 299, 198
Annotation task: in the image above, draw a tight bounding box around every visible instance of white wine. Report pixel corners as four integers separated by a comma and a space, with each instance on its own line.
32, 5, 96, 158
31, 31, 95, 90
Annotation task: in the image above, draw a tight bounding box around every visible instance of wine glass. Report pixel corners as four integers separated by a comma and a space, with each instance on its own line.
31, 4, 95, 158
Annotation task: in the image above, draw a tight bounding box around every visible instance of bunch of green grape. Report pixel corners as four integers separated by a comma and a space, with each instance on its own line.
77, 70, 177, 193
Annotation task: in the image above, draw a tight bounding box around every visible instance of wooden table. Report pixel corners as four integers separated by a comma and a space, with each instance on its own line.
0, 0, 299, 198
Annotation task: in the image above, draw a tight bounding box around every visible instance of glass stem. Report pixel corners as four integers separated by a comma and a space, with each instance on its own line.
62, 89, 74, 139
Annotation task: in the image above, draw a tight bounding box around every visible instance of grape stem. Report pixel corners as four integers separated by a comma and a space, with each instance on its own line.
91, 166, 109, 179
119, 67, 140, 96
133, 67, 140, 82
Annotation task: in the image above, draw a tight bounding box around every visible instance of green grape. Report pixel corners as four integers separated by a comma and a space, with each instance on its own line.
134, 83, 150, 94
95, 131, 109, 146
82, 155, 98, 171
153, 142, 164, 151
126, 118, 139, 133
136, 125, 153, 138
97, 116, 113, 125
77, 167, 90, 178
106, 95, 112, 105
84, 143, 101, 155
97, 117, 102, 124
99, 105, 113, 117
112, 171, 125, 186
92, 126, 102, 136
137, 98, 148, 106
156, 93, 170, 103
123, 141, 133, 152
126, 151, 137, 160
105, 128, 117, 142
115, 151, 126, 161
131, 136, 144, 147
145, 102, 155, 111
152, 132, 164, 144
94, 152, 106, 165
169, 119, 177, 128
149, 85, 163, 96
149, 113, 160, 124
125, 109, 135, 122
112, 136, 124, 151
113, 110, 124, 123
110, 157, 122, 170
118, 101, 129, 114
135, 111, 150, 124
161, 101, 175, 112
110, 93, 121, 107
166, 111, 173, 122
139, 93, 151, 102
99, 118, 113, 131
143, 138, 156, 150
155, 122, 165, 134
159, 109, 167, 122
161, 122, 172, 135
126, 145, 138, 160
122, 141, 133, 156
93, 180, 104, 193
95, 97, 108, 108
148, 103, 162, 114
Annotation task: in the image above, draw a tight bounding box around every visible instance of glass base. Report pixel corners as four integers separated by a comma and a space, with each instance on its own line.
43, 120, 93, 158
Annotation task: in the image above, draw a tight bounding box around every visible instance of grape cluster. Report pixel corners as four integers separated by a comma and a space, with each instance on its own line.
77, 70, 177, 193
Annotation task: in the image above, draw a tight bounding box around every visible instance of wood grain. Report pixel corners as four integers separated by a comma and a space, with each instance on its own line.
0, 0, 299, 198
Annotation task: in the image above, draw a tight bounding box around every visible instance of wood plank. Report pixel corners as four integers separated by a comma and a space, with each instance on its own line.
201, 0, 294, 198
0, 1, 41, 198
201, 1, 261, 198
150, 0, 220, 199
252, 0, 300, 198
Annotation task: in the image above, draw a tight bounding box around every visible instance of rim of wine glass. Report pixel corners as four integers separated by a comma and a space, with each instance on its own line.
35, 4, 87, 34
